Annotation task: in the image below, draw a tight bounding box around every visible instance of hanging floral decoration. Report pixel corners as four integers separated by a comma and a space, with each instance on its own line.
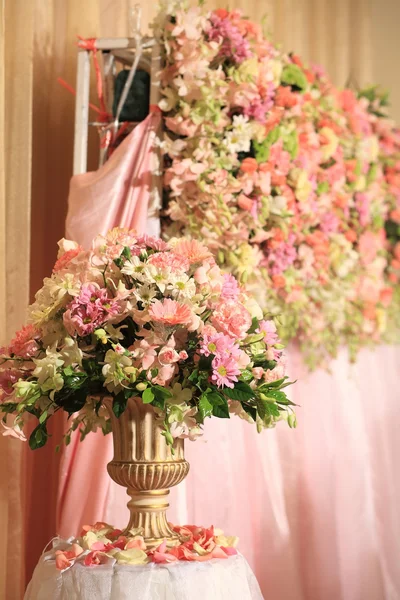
157, 1, 400, 367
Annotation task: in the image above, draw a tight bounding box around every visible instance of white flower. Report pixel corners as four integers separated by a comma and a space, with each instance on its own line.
223, 115, 253, 154
61, 337, 82, 366
102, 349, 132, 393
33, 346, 64, 397
159, 87, 179, 112
1, 419, 27, 441
134, 284, 158, 305
121, 256, 147, 280
29, 274, 80, 327
168, 273, 196, 299
166, 382, 193, 406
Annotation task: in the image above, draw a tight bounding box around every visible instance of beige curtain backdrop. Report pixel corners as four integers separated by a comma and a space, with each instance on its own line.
0, 0, 398, 596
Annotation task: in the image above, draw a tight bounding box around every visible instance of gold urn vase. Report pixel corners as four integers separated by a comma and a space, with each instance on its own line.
104, 397, 190, 547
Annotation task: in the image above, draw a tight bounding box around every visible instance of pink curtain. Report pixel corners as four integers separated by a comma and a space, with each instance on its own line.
58, 110, 161, 534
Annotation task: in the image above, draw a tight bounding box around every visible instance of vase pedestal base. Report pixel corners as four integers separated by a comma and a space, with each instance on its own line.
124, 488, 180, 548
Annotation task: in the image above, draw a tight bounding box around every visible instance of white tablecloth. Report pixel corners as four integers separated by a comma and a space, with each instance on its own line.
24, 553, 264, 600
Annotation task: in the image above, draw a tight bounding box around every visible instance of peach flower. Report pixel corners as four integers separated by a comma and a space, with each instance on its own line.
149, 299, 193, 326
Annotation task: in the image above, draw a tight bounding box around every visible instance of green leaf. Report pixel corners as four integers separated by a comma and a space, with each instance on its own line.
122, 246, 132, 260
38, 410, 48, 425
198, 355, 213, 371
188, 369, 199, 383
142, 388, 155, 404
55, 386, 88, 415
199, 394, 213, 420
264, 360, 277, 371
63, 366, 75, 377
264, 389, 289, 403
281, 64, 308, 91
212, 398, 230, 419
260, 377, 287, 389
29, 423, 48, 450
257, 398, 280, 421
242, 403, 257, 421
152, 385, 172, 399
283, 130, 298, 159
223, 381, 254, 402
247, 317, 260, 334
162, 429, 174, 446
240, 369, 253, 382
113, 391, 128, 417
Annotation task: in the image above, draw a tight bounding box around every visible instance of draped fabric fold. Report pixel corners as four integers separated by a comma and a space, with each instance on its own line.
58, 111, 161, 536
66, 111, 161, 248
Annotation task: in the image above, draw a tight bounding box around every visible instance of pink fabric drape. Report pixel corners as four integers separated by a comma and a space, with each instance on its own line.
58, 111, 161, 534
65, 112, 161, 247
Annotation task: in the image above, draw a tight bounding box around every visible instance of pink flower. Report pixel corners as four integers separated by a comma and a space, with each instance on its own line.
148, 252, 190, 273
130, 338, 159, 370
135, 235, 169, 252
221, 273, 240, 300
8, 325, 39, 358
200, 332, 241, 360
1, 421, 27, 441
149, 299, 193, 326
53, 246, 84, 273
151, 363, 177, 387
211, 356, 240, 388
151, 541, 179, 564
84, 551, 110, 567
172, 239, 213, 264
158, 346, 180, 365
0, 369, 22, 400
211, 301, 252, 340
359, 231, 382, 265
125, 537, 146, 551
55, 544, 83, 570
256, 320, 279, 346
208, 12, 252, 64
380, 287, 393, 308
63, 284, 120, 336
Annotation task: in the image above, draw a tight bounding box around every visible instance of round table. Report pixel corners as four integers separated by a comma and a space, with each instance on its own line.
25, 551, 264, 600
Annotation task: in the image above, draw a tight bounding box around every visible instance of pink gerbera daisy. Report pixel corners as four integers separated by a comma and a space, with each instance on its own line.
148, 252, 190, 273
149, 299, 193, 326
211, 356, 240, 388
172, 239, 213, 264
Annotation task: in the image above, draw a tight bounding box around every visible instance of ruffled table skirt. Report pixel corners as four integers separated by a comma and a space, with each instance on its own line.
24, 553, 264, 600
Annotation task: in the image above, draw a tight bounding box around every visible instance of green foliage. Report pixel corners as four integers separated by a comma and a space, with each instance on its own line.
223, 381, 255, 402
29, 423, 49, 450
281, 64, 308, 92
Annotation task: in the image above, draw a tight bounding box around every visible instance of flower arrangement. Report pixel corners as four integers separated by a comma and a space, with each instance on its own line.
156, 0, 400, 367
50, 521, 239, 570
359, 86, 400, 338
0, 228, 294, 448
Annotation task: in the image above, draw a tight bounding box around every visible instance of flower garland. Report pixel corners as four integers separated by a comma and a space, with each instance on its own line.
157, 1, 400, 368
0, 228, 295, 446
48, 522, 239, 571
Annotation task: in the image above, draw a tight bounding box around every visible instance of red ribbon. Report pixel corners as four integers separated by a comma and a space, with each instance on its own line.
150, 104, 162, 113
77, 36, 107, 118
57, 78, 111, 122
